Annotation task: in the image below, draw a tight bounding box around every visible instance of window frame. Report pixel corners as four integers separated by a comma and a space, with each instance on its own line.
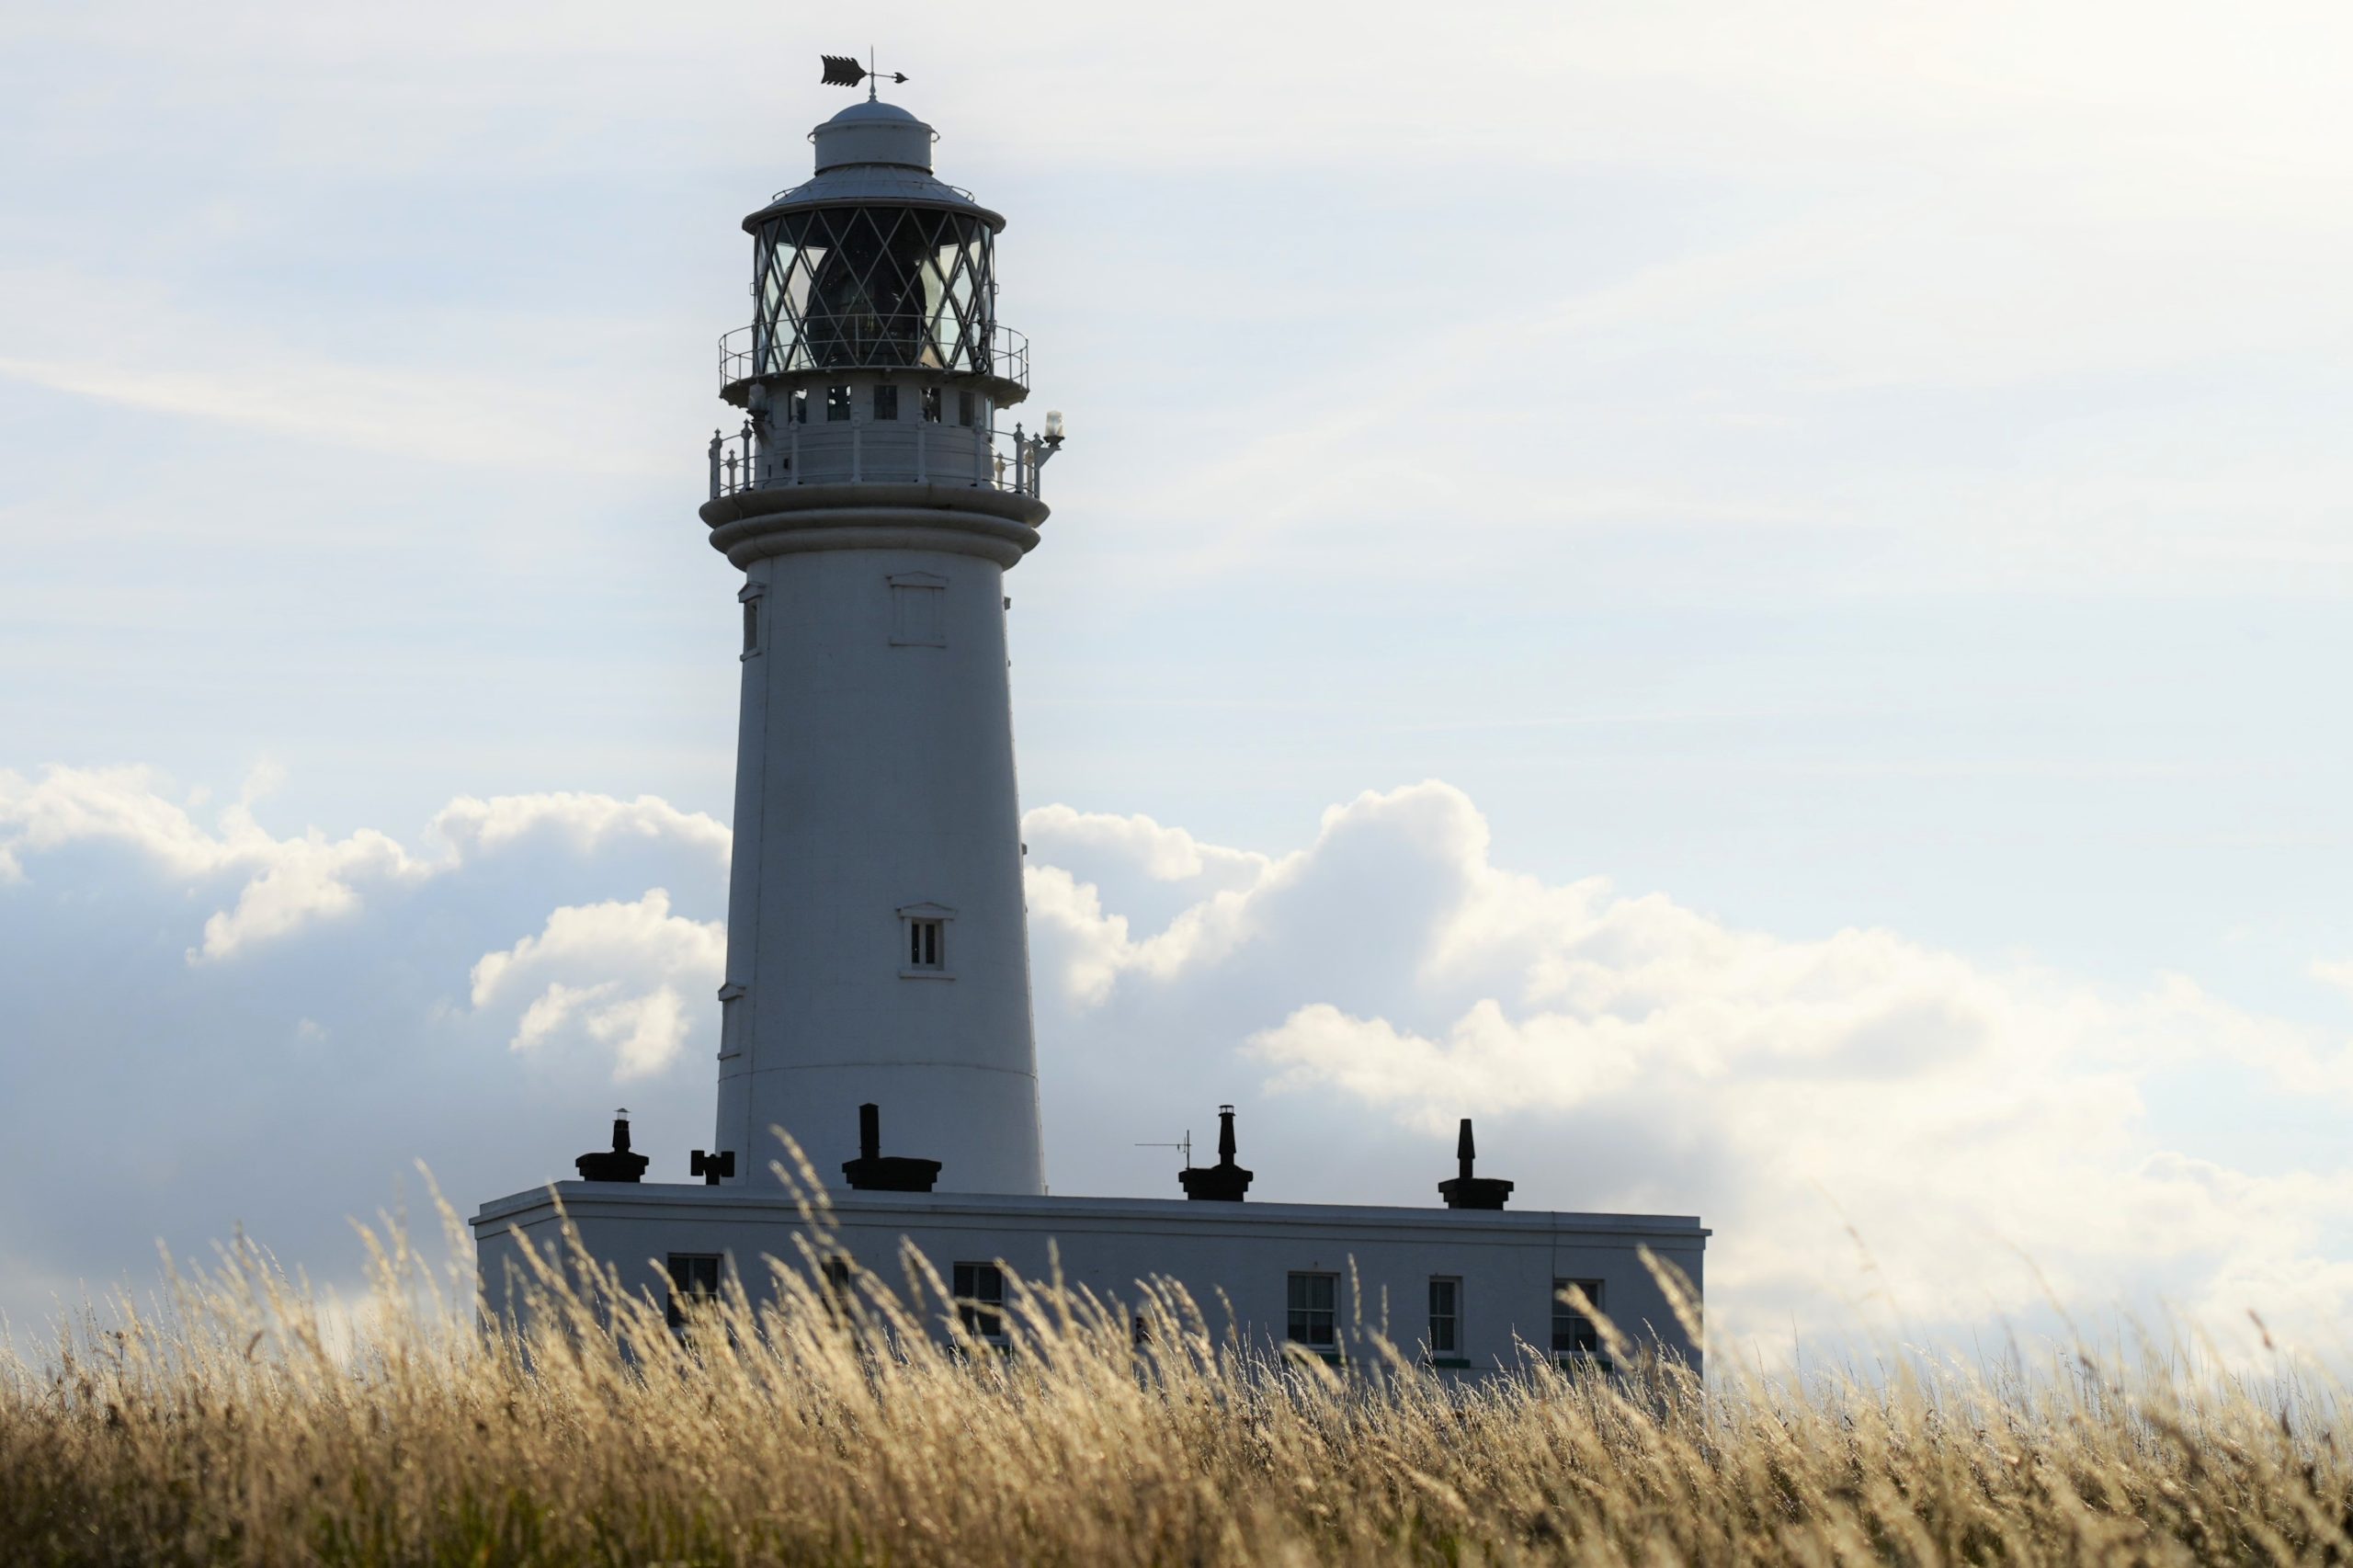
1427, 1276, 1461, 1358
1552, 1278, 1605, 1358
897, 903, 957, 980
738, 580, 767, 661
666, 1252, 723, 1329
1287, 1270, 1339, 1352
952, 1261, 1007, 1346
826, 384, 852, 422
887, 571, 949, 648
873, 382, 899, 422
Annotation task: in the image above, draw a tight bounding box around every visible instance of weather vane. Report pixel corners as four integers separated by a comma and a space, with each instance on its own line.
820, 52, 907, 102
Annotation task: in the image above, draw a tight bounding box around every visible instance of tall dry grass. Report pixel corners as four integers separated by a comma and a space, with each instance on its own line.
3, 1197, 2347, 1566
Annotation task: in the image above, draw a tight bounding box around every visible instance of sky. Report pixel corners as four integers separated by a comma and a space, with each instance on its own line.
6, 0, 2353, 1364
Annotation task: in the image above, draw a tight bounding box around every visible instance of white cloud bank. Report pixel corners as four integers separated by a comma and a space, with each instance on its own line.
1028, 783, 2353, 1358
5, 764, 2352, 1362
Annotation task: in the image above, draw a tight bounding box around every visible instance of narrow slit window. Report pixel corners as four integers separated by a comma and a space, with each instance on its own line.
873, 383, 899, 421
958, 389, 979, 428
922, 385, 942, 423
909, 918, 944, 969
952, 1261, 1006, 1345
790, 389, 809, 424
827, 385, 852, 421
742, 598, 759, 654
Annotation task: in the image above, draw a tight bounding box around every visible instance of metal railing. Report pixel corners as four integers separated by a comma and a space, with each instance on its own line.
719, 318, 1029, 392
706, 415, 1063, 503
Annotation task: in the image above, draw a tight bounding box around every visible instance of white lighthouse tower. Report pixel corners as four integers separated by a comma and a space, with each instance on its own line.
473, 76, 1706, 1381
698, 92, 1062, 1195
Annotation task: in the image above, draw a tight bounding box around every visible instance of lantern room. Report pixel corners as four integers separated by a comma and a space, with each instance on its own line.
719, 100, 1029, 413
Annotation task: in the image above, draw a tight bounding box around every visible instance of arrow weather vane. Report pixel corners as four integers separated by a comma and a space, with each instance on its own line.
821, 51, 907, 102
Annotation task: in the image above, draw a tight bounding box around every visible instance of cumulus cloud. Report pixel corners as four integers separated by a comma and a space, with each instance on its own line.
6, 763, 2352, 1366
1028, 780, 2353, 1358
470, 889, 723, 1081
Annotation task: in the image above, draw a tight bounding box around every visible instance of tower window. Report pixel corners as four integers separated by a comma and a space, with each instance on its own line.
827, 385, 851, 421
898, 903, 956, 978
790, 389, 808, 424
888, 572, 948, 647
922, 386, 942, 423
666, 1253, 722, 1329
873, 383, 899, 421
1427, 1277, 1461, 1357
739, 580, 766, 659
958, 390, 979, 428
1286, 1271, 1338, 1351
1552, 1278, 1603, 1358
952, 1261, 1006, 1345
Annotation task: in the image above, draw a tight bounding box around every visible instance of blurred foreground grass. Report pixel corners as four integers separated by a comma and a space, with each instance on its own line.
2, 1196, 2346, 1566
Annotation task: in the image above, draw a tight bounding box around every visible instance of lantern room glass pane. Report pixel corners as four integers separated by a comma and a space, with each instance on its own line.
753, 208, 995, 379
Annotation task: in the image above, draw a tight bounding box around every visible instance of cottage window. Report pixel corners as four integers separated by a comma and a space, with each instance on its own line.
952, 1262, 1006, 1344
666, 1253, 722, 1329
1287, 1271, 1338, 1350
1427, 1277, 1461, 1357
1553, 1278, 1603, 1358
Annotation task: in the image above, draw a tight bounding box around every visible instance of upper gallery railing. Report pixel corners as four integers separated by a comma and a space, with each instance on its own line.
707, 416, 1062, 503
718, 318, 1029, 392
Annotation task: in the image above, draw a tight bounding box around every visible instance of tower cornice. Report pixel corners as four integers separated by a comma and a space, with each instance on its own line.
702, 483, 1047, 570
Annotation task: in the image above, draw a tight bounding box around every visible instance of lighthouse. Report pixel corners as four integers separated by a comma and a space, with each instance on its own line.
698, 95, 1061, 1195
473, 76, 1705, 1380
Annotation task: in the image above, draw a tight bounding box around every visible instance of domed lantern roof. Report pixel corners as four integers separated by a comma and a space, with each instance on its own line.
813, 99, 934, 173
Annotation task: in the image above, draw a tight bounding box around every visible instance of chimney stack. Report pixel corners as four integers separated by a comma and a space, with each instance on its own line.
1177, 1104, 1255, 1201
1437, 1117, 1514, 1210
840, 1102, 943, 1192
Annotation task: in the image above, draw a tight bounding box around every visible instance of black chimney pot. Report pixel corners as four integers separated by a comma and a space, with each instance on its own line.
840, 1102, 942, 1192
1178, 1104, 1254, 1201
1438, 1117, 1514, 1210
576, 1109, 651, 1183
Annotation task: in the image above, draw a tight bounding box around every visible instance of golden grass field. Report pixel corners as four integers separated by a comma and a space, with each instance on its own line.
2, 1197, 2344, 1567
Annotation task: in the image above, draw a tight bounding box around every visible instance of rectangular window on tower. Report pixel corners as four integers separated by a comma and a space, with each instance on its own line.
908, 918, 943, 971
790, 389, 809, 424
958, 389, 979, 427
827, 384, 852, 421
742, 598, 759, 655
888, 573, 948, 647
872, 383, 899, 421
922, 385, 942, 423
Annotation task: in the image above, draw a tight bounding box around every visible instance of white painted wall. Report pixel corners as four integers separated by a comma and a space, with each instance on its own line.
473, 1186, 1708, 1377
713, 536, 1044, 1194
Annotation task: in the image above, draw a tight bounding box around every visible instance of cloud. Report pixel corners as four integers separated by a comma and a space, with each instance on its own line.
6, 763, 2353, 1367
1027, 780, 2353, 1358
469, 889, 723, 1081
0, 767, 729, 963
